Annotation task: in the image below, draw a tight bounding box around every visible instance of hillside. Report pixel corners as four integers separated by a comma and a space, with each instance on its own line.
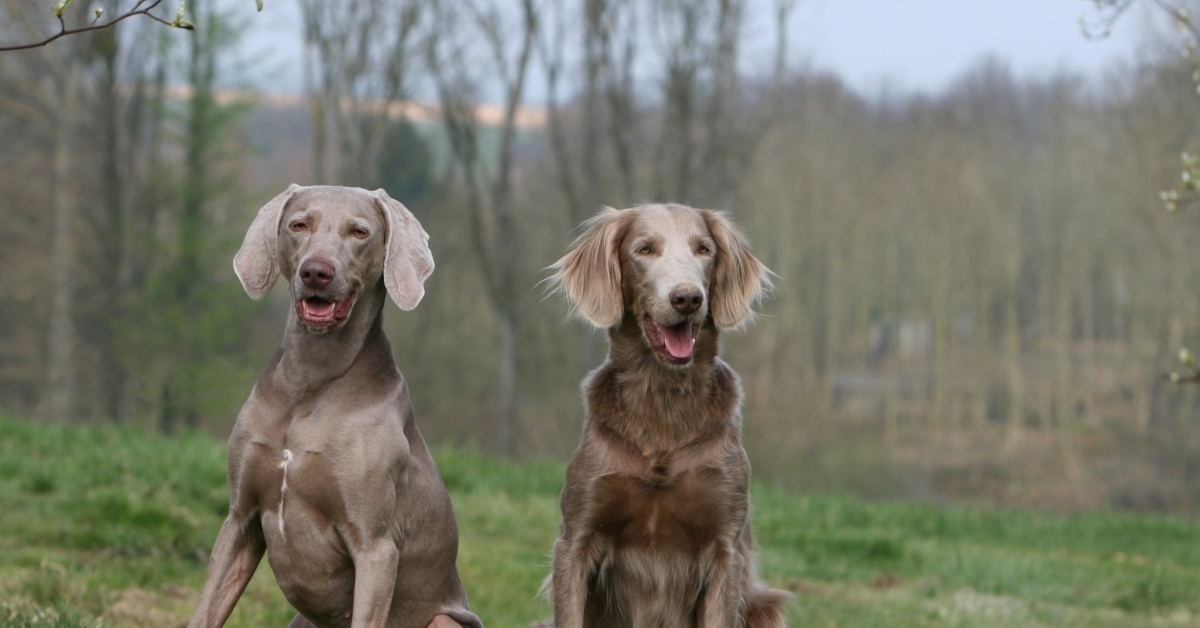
1, 416, 1199, 627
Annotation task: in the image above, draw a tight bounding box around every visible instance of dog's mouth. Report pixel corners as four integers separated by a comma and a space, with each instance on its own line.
295, 292, 357, 332
642, 313, 698, 365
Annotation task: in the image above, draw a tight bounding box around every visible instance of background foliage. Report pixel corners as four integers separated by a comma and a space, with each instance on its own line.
4, 0, 1200, 512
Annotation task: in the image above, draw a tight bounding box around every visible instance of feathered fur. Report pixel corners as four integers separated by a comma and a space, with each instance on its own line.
541, 204, 788, 628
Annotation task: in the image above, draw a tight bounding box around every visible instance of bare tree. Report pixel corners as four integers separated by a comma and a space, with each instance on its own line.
539, 0, 629, 368
1084, 0, 1200, 386
0, 0, 185, 423
532, 0, 780, 210
300, 0, 423, 186
0, 2, 91, 420
425, 0, 538, 457
44, 52, 83, 423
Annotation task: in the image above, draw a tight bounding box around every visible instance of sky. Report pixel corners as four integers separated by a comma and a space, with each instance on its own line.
235, 0, 1154, 100
782, 0, 1151, 95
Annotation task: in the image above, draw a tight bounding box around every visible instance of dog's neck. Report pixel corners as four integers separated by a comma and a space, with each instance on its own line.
597, 313, 737, 451
274, 281, 392, 396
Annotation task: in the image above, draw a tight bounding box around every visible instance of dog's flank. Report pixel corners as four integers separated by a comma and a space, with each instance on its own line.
188, 185, 480, 628
541, 204, 788, 628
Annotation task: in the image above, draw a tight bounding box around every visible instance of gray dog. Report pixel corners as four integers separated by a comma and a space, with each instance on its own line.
187, 185, 482, 628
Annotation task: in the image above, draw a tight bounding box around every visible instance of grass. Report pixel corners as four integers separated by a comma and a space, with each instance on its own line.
1, 416, 1200, 627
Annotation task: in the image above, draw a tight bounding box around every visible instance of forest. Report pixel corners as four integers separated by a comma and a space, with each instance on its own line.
3, 0, 1200, 512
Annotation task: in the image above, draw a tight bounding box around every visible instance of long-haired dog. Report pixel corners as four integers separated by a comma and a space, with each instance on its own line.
541, 204, 789, 628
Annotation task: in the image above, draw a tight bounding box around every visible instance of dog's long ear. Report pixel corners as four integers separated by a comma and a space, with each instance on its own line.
375, 189, 434, 311
701, 210, 772, 330
234, 184, 301, 300
550, 207, 631, 328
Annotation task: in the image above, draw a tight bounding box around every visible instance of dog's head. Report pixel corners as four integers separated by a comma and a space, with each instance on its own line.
233, 184, 434, 334
551, 204, 770, 367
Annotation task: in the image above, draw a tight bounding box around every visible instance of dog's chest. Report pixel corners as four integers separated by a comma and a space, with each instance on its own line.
248, 444, 359, 618
590, 466, 726, 553
248, 444, 344, 535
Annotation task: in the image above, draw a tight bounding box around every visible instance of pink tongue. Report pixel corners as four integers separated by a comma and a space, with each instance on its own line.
304, 300, 335, 318
662, 322, 695, 359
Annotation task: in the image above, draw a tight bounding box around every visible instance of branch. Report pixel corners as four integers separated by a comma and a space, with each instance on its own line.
0, 0, 174, 52
1080, 0, 1137, 40
1163, 371, 1200, 384
1165, 348, 1200, 384
1083, 0, 1200, 45
0, 0, 265, 52
537, 0, 583, 211
1150, 0, 1200, 41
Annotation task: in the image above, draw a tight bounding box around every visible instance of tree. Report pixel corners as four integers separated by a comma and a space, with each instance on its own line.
1084, 0, 1200, 385
375, 119, 435, 204
424, 0, 539, 457
0, 1, 91, 420
300, 0, 423, 186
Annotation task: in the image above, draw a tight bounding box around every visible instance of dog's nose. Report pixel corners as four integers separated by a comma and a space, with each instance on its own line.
669, 286, 704, 315
300, 258, 335, 289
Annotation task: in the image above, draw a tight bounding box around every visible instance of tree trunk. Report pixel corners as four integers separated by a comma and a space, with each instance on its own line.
930, 254, 952, 438
306, 50, 327, 184
45, 58, 81, 423
1004, 223, 1024, 449
494, 305, 518, 456
96, 20, 130, 423
1054, 249, 1080, 483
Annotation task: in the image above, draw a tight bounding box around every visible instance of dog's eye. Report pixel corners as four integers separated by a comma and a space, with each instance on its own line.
351, 227, 369, 239
290, 221, 308, 232
698, 244, 711, 254
637, 245, 652, 255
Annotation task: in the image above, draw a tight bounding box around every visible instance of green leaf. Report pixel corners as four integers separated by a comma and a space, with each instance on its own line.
51, 0, 73, 19
254, 0, 263, 11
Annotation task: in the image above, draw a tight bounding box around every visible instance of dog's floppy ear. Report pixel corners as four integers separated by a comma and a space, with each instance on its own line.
375, 189, 434, 311
233, 184, 301, 300
551, 207, 631, 328
701, 210, 772, 330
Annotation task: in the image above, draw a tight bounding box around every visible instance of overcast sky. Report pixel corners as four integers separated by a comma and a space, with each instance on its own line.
786, 0, 1150, 95
237, 0, 1154, 100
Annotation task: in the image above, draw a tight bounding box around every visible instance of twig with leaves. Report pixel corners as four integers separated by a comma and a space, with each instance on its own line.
1085, 0, 1200, 383
1165, 348, 1200, 383
0, 0, 263, 52
1089, 1, 1200, 212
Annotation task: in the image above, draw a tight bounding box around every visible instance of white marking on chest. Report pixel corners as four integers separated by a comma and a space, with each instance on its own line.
278, 449, 293, 535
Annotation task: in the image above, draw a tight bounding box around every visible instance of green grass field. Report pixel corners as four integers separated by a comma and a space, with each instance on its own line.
2, 415, 1200, 627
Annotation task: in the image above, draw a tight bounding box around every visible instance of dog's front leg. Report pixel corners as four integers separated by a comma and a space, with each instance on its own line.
348, 537, 401, 628
551, 532, 600, 628
699, 541, 745, 628
188, 514, 266, 628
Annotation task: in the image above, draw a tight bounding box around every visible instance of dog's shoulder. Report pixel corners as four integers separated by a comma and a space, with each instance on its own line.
710, 357, 742, 389
580, 361, 620, 419
707, 358, 744, 416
